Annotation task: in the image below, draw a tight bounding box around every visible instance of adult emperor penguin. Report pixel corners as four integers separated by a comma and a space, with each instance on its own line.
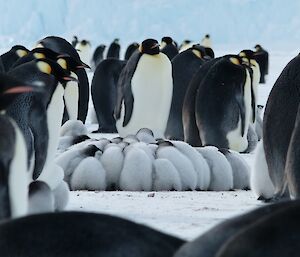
92, 44, 106, 69
124, 42, 139, 60
107, 38, 121, 59
0, 45, 29, 72
0, 74, 38, 220
263, 54, 300, 200
201, 34, 212, 48
160, 36, 179, 60
37, 36, 89, 123
0, 211, 184, 257
254, 44, 269, 83
195, 55, 252, 152
75, 39, 91, 67
114, 38, 173, 138
91, 58, 127, 132
165, 44, 207, 140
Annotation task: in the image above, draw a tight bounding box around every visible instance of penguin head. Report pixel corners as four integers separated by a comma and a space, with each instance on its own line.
190, 44, 207, 59
254, 44, 262, 51
56, 55, 90, 72
31, 47, 60, 61
205, 34, 210, 39
161, 37, 175, 48
139, 39, 160, 55
80, 40, 91, 46
11, 45, 29, 58
113, 38, 120, 44
35, 59, 78, 84
0, 73, 40, 110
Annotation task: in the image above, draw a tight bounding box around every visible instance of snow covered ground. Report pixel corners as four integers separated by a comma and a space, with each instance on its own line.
66, 49, 297, 241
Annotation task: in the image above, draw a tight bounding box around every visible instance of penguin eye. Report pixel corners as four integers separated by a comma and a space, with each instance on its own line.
230, 57, 240, 65
192, 50, 202, 58
37, 61, 52, 74
57, 58, 68, 70
16, 49, 28, 58
33, 53, 46, 59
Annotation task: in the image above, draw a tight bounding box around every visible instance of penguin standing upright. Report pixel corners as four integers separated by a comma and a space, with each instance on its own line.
0, 45, 29, 72
160, 37, 178, 60
165, 45, 207, 140
124, 42, 139, 60
195, 56, 251, 152
37, 36, 89, 123
71, 36, 78, 47
107, 38, 121, 59
91, 58, 127, 132
75, 39, 91, 67
263, 54, 300, 200
115, 39, 173, 138
254, 44, 269, 83
0, 74, 38, 220
201, 34, 212, 48
92, 44, 106, 69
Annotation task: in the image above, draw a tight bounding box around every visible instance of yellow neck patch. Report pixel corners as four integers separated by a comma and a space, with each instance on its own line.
37, 61, 52, 74
16, 49, 28, 58
57, 58, 67, 70
230, 57, 240, 65
35, 43, 44, 48
33, 53, 46, 59
239, 52, 246, 57
192, 50, 202, 58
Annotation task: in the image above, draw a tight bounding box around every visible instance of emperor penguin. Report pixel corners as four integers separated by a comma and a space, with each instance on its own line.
92, 44, 106, 69
114, 38, 173, 138
107, 38, 121, 59
0, 74, 39, 220
254, 44, 269, 83
124, 42, 139, 60
201, 34, 212, 48
37, 36, 89, 123
75, 39, 92, 67
263, 54, 300, 200
166, 44, 207, 140
0, 45, 29, 72
160, 36, 178, 60
195, 55, 252, 152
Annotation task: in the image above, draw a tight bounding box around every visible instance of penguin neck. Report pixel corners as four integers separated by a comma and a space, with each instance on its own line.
64, 72, 79, 120
44, 83, 65, 166
8, 119, 29, 218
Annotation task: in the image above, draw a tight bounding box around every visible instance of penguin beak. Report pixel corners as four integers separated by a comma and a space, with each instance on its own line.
3, 86, 34, 95
76, 62, 91, 69
63, 76, 78, 82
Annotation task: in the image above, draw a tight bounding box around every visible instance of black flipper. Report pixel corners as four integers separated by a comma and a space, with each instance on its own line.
235, 71, 246, 137
29, 97, 49, 180
248, 67, 256, 123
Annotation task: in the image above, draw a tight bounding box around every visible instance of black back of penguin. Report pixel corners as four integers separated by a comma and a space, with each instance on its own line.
160, 37, 178, 60
165, 45, 207, 140
38, 36, 89, 123
254, 44, 269, 83
0, 212, 184, 257
124, 42, 139, 60
263, 54, 300, 200
107, 38, 121, 59
92, 44, 106, 68
182, 57, 221, 146
0, 45, 29, 72
195, 56, 247, 149
91, 58, 127, 133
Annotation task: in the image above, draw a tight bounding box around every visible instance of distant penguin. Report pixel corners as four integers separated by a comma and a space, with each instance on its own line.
92, 44, 106, 69
254, 44, 269, 83
182, 57, 221, 146
107, 38, 121, 59
0, 211, 184, 257
255, 105, 264, 141
37, 36, 90, 123
71, 36, 78, 47
263, 54, 300, 200
91, 58, 127, 132
75, 39, 92, 67
124, 42, 139, 60
195, 56, 251, 152
0, 45, 29, 72
179, 40, 193, 52
160, 36, 179, 60
0, 74, 38, 220
201, 34, 212, 48
115, 39, 173, 138
245, 124, 258, 153
250, 141, 275, 200
166, 45, 207, 140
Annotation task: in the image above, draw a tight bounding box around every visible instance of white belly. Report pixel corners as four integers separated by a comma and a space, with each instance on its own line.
116, 53, 173, 138
64, 72, 79, 120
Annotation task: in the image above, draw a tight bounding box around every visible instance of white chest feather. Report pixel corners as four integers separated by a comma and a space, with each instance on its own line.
9, 121, 29, 218
64, 72, 79, 120
45, 83, 65, 165
117, 53, 173, 138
